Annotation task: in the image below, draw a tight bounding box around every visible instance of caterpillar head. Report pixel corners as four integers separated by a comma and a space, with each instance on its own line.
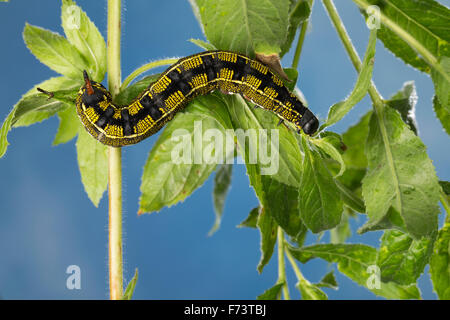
81, 70, 112, 107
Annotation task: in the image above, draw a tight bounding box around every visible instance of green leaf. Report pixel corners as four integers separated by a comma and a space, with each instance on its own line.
191, 0, 291, 55
281, 68, 298, 91
330, 209, 351, 244
288, 244, 421, 299
61, 0, 107, 82
299, 137, 343, 233
256, 208, 278, 273
296, 279, 328, 300
189, 38, 217, 51
430, 220, 450, 300
323, 28, 376, 128
316, 271, 338, 290
14, 77, 81, 127
377, 230, 435, 285
226, 94, 306, 239
280, 0, 313, 56
76, 126, 108, 207
23, 23, 89, 79
122, 268, 138, 300
335, 179, 365, 213
341, 111, 371, 171
237, 207, 259, 229
311, 137, 346, 177
209, 163, 233, 236
431, 56, 450, 113
114, 74, 160, 105
354, 0, 450, 75
361, 106, 441, 238
386, 81, 418, 135
139, 93, 233, 213
337, 112, 371, 211
257, 281, 284, 300
53, 106, 79, 145
0, 111, 15, 158
433, 95, 450, 136
0, 93, 71, 158
440, 181, 450, 197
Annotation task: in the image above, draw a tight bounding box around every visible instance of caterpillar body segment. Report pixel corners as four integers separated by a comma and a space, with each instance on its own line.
75, 50, 319, 147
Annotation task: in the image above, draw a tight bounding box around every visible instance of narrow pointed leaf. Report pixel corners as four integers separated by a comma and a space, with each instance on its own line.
324, 29, 376, 128
237, 207, 259, 229
122, 269, 138, 300
76, 126, 108, 207
257, 281, 284, 300
61, 0, 107, 81
256, 208, 278, 273
297, 279, 328, 300
209, 163, 233, 235
316, 271, 338, 289
23, 23, 89, 79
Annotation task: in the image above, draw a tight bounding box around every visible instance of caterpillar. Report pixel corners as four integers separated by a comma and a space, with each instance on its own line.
73, 50, 319, 147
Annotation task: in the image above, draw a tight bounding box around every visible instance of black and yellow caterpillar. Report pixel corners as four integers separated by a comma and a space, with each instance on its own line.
75, 50, 319, 147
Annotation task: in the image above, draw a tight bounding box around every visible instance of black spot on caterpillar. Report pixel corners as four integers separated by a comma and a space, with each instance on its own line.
74, 50, 319, 147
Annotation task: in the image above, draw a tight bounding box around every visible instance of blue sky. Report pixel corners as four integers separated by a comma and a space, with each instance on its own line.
0, 0, 448, 299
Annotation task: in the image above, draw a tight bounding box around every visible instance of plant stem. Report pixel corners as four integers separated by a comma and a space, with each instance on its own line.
107, 0, 123, 300
440, 191, 450, 216
277, 227, 290, 300
284, 245, 306, 282
322, 0, 384, 108
291, 0, 313, 70
323, 0, 404, 214
120, 58, 179, 91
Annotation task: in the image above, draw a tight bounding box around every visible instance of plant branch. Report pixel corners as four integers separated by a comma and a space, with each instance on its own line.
322, 0, 403, 213
277, 227, 290, 300
120, 58, 179, 91
351, 0, 450, 84
107, 0, 123, 300
291, 16, 310, 70
322, 0, 383, 108
284, 244, 306, 282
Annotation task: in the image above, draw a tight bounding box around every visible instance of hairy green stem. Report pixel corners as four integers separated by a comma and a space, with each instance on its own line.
291, 15, 310, 70
120, 58, 179, 91
322, 0, 383, 107
277, 227, 290, 300
107, 0, 123, 300
284, 245, 306, 282
322, 0, 403, 214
